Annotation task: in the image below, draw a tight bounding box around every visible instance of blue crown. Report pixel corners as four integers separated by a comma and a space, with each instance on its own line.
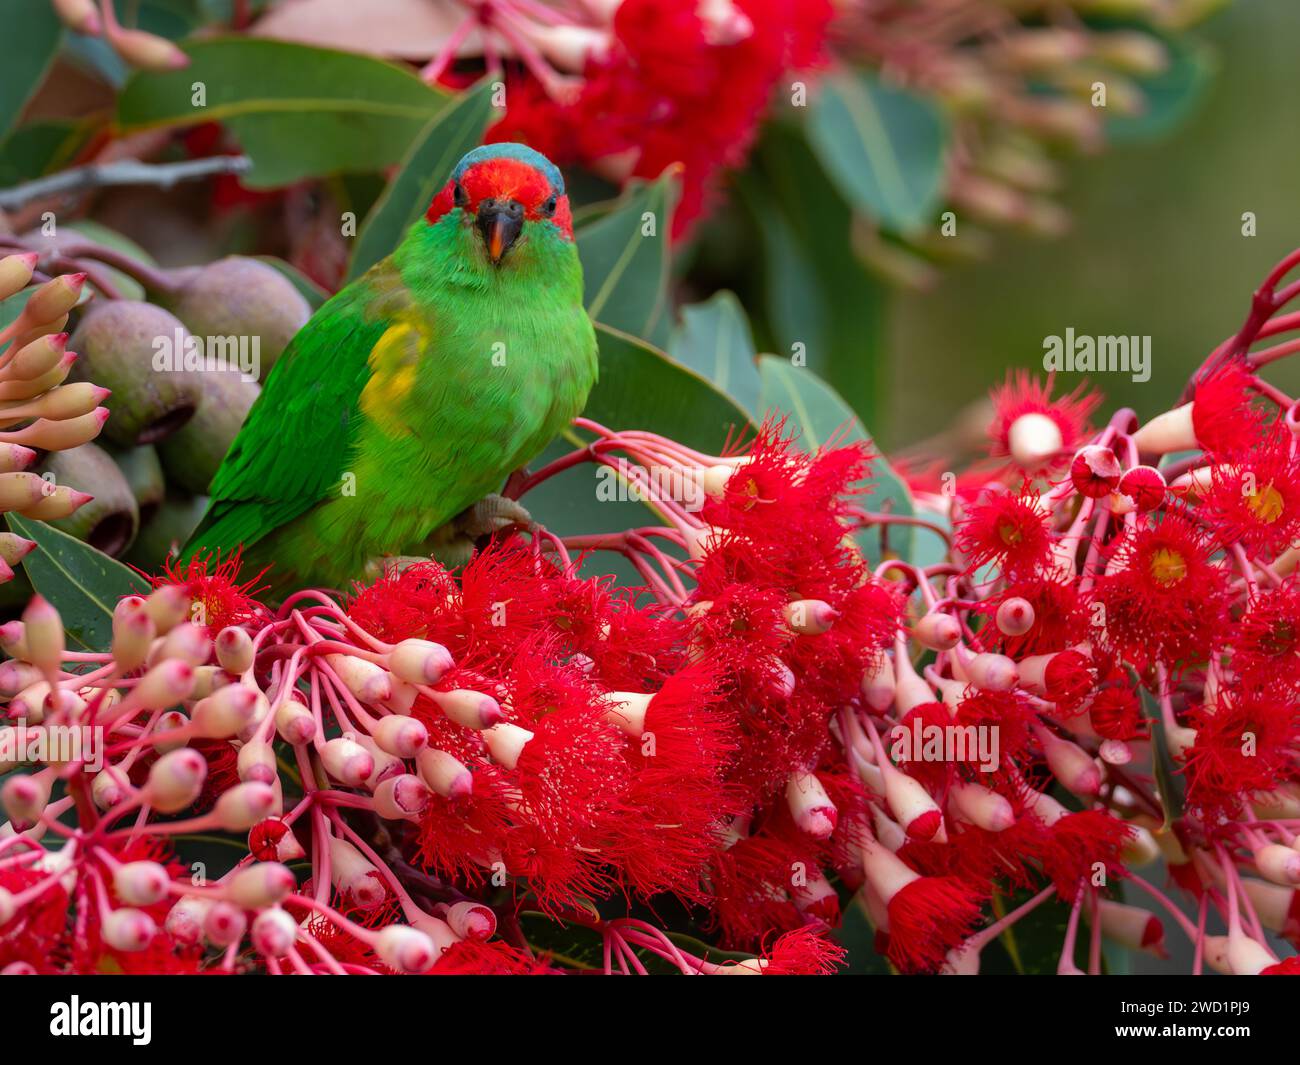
451, 143, 565, 196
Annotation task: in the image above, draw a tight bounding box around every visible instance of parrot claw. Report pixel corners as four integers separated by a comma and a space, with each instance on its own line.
455, 493, 532, 540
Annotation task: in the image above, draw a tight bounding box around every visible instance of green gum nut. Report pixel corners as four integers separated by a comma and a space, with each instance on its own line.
157, 369, 260, 495
68, 300, 201, 447
39, 443, 140, 557
157, 257, 311, 380
124, 492, 209, 572
112, 444, 166, 524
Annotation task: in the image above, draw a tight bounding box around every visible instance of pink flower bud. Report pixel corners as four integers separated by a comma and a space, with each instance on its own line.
416, 748, 473, 800
0, 661, 42, 697
91, 766, 130, 810
1255, 843, 1300, 887
960, 651, 1018, 692
327, 837, 386, 909
372, 774, 430, 821
429, 688, 502, 729
237, 740, 277, 784
204, 901, 247, 947
783, 598, 838, 635
165, 896, 212, 945
1033, 724, 1102, 797
785, 770, 838, 839
132, 659, 196, 711
482, 722, 534, 770
325, 654, 393, 704
52, 0, 100, 33
214, 626, 254, 674
375, 925, 437, 973
1130, 402, 1195, 456
949, 782, 1015, 832
861, 655, 896, 710
158, 622, 212, 667
251, 907, 298, 957
142, 584, 190, 634
1, 773, 49, 828
214, 782, 277, 831
879, 757, 944, 841
101, 907, 156, 952
191, 684, 261, 739
443, 901, 496, 940
387, 638, 454, 685
274, 698, 316, 745
151, 710, 189, 753
20, 596, 63, 680
111, 604, 155, 673
146, 748, 207, 813
0, 888, 15, 926
371, 714, 428, 759
912, 611, 961, 651
227, 862, 296, 909
1097, 900, 1167, 959
114, 861, 170, 906
320, 736, 374, 787
995, 597, 1035, 636
0, 621, 28, 660
109, 27, 189, 71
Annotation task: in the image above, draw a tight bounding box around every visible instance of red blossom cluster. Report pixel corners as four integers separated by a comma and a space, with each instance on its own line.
5, 252, 1300, 975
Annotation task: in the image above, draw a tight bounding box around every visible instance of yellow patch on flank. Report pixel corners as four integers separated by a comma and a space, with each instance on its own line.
361, 320, 425, 421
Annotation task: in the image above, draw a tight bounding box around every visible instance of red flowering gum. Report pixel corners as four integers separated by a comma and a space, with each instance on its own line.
988, 371, 1101, 473
1087, 512, 1231, 670
148, 549, 268, 633
1199, 426, 1300, 556
1184, 690, 1300, 820
1232, 578, 1300, 690
956, 486, 1055, 579
1192, 362, 1265, 454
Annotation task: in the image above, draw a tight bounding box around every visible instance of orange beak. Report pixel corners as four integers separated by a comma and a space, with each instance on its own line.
476, 200, 524, 265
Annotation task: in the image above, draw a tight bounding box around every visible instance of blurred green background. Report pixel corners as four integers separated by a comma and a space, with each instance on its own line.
885, 0, 1300, 450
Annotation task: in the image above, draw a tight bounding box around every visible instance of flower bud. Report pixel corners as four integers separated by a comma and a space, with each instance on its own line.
327, 836, 386, 909
1255, 843, 1300, 887
114, 861, 171, 906
214, 782, 277, 831
0, 472, 51, 511
785, 770, 838, 839
0, 252, 37, 300
783, 598, 838, 635
7, 332, 68, 381
191, 684, 261, 739
142, 584, 191, 634
1070, 445, 1122, 499
995, 597, 1035, 637
18, 481, 96, 519
949, 781, 1015, 832
165, 895, 212, 945
483, 722, 534, 770
158, 622, 212, 667
227, 862, 295, 909
1226, 931, 1275, 976
251, 907, 298, 957
430, 688, 502, 729
0, 531, 37, 566
1007, 412, 1063, 469
0, 888, 15, 926
204, 901, 247, 947
249, 817, 306, 863
880, 757, 944, 841
371, 714, 428, 759
237, 739, 277, 784
20, 596, 63, 680
1, 773, 50, 828
416, 748, 473, 800
443, 900, 496, 940
861, 655, 896, 712
960, 651, 1018, 692
323, 653, 392, 705
21, 274, 85, 328
51, 0, 100, 33
215, 626, 254, 674
101, 907, 156, 952
1033, 724, 1102, 797
1117, 465, 1165, 513
109, 27, 189, 71
374, 925, 437, 974
91, 766, 130, 810
320, 736, 374, 786
603, 691, 652, 736
372, 774, 430, 821
145, 748, 207, 813
387, 638, 454, 685
0, 661, 42, 697
912, 611, 961, 651
1130, 402, 1195, 456
1097, 899, 1167, 958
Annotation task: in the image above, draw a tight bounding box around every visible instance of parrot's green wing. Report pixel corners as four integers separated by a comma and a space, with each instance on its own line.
183, 263, 404, 556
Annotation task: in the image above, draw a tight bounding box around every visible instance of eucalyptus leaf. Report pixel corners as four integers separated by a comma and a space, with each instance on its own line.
669, 291, 761, 418
347, 80, 497, 281
5, 514, 151, 652
0, 3, 62, 143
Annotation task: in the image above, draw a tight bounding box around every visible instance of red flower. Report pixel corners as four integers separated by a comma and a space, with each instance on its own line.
987, 372, 1101, 473
1199, 425, 1300, 556
956, 485, 1055, 579
148, 549, 269, 633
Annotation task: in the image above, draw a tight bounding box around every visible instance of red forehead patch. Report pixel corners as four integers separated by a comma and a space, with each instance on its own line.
426, 157, 573, 238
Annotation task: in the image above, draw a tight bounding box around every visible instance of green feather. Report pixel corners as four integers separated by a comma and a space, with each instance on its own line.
184, 201, 597, 590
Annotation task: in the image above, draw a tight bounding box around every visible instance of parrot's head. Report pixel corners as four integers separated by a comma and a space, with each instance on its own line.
425, 143, 572, 267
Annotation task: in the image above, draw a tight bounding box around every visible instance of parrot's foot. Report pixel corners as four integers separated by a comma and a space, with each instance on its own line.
455, 493, 533, 540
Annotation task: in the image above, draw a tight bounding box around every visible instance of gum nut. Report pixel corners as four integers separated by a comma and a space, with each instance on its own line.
111, 444, 166, 521
158, 256, 311, 378
39, 443, 139, 557
67, 300, 200, 446
157, 370, 260, 495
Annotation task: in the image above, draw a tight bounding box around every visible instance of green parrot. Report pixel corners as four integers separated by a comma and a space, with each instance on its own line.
183, 143, 597, 592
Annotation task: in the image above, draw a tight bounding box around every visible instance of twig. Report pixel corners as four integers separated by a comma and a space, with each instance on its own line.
0, 155, 253, 211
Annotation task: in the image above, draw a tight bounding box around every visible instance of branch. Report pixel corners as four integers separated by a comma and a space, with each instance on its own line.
0, 155, 253, 211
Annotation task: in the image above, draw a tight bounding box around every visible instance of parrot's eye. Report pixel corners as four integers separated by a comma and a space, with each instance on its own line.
540, 195, 558, 217
453, 182, 469, 208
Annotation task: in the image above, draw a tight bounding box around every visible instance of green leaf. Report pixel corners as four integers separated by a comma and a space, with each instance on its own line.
577, 173, 676, 348
347, 81, 496, 281
743, 125, 889, 430
669, 291, 761, 418
806, 70, 949, 233
1141, 690, 1186, 833
1107, 34, 1216, 144
0, 3, 63, 143
0, 121, 91, 186
116, 37, 451, 187
4, 514, 151, 652
525, 325, 754, 582
757, 354, 915, 565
